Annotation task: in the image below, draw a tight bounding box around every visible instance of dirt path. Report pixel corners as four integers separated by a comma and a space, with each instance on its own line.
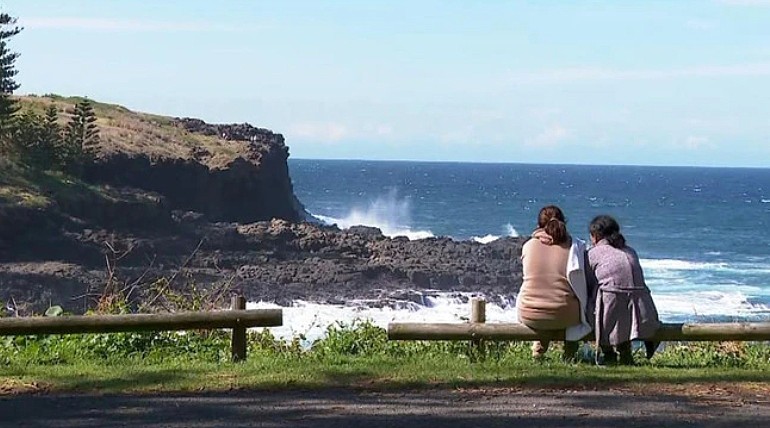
1, 385, 769, 427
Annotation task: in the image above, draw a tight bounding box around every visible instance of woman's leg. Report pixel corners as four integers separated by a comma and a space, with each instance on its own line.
644, 340, 659, 359
563, 341, 579, 362
600, 345, 618, 364
617, 342, 634, 365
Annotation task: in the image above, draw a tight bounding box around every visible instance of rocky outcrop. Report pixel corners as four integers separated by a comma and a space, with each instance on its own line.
83, 117, 302, 223
172, 118, 280, 144
0, 217, 526, 313
228, 220, 524, 305
84, 150, 301, 224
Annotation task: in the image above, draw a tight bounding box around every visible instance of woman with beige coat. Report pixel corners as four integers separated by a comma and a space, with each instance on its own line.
516, 205, 593, 361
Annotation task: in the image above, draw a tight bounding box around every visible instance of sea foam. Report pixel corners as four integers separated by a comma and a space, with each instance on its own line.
471, 223, 521, 244
249, 288, 770, 343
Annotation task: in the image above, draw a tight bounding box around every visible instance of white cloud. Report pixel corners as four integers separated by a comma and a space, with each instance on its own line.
508, 63, 770, 84
685, 19, 717, 30
717, 0, 770, 5
682, 136, 713, 149
21, 17, 258, 32
288, 122, 350, 142
528, 124, 570, 148
374, 125, 393, 136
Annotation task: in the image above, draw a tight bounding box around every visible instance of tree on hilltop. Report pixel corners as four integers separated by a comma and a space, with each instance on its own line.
0, 12, 22, 149
42, 103, 63, 160
13, 109, 47, 167
34, 104, 63, 168
63, 99, 100, 174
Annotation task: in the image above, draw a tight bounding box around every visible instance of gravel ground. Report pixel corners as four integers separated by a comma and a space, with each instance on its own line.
1, 386, 769, 428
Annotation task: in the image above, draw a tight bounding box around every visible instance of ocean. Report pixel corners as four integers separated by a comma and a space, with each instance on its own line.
251, 159, 770, 341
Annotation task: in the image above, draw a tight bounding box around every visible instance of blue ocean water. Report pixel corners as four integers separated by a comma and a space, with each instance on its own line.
289, 159, 770, 322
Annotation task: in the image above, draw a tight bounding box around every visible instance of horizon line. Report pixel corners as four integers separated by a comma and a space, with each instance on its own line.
289, 157, 770, 170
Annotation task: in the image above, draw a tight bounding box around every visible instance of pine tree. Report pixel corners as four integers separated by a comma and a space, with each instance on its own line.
0, 12, 22, 150
12, 109, 46, 167
63, 99, 100, 174
0, 14, 22, 122
42, 104, 63, 166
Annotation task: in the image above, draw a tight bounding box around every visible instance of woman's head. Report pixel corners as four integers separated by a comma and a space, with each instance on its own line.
589, 215, 626, 248
537, 205, 569, 245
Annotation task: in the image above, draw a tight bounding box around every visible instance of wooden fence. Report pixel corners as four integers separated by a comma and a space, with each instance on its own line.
0, 296, 282, 362
388, 298, 770, 342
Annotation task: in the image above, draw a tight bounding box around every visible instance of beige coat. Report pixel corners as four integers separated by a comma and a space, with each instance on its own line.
517, 230, 580, 331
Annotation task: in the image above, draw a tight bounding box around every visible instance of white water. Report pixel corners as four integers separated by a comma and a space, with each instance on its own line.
471, 223, 520, 243
249, 293, 519, 344
288, 193, 770, 341
250, 286, 770, 343
313, 192, 435, 240
246, 257, 770, 342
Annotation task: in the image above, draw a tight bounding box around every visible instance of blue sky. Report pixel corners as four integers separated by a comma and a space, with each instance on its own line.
3, 0, 770, 166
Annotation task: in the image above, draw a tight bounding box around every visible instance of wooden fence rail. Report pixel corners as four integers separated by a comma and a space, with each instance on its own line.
388, 299, 770, 342
0, 295, 282, 362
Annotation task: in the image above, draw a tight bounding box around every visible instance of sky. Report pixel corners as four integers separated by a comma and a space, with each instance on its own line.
2, 0, 770, 167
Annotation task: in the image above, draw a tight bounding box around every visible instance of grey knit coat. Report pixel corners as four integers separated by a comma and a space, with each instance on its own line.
587, 240, 660, 346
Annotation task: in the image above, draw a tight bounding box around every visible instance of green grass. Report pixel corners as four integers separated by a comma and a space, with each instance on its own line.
5, 355, 770, 395
2, 323, 769, 395
0, 158, 108, 209
15, 95, 258, 166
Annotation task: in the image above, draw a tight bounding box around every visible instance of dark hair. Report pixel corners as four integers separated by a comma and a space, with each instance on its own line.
589, 215, 626, 249
537, 205, 569, 245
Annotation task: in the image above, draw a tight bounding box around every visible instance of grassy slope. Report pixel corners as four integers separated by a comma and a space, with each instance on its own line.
1, 95, 253, 210
18, 95, 246, 166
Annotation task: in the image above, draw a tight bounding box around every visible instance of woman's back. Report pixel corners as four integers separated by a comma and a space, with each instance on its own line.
518, 235, 579, 328
587, 215, 660, 351
589, 242, 647, 291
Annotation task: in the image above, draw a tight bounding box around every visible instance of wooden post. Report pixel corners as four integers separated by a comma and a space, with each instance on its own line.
470, 298, 486, 356
231, 295, 247, 362
470, 298, 486, 324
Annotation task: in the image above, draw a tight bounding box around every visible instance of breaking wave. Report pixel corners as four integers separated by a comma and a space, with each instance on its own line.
471, 224, 520, 244
312, 192, 435, 240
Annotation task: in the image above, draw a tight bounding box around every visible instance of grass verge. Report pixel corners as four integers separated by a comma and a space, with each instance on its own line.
2, 323, 769, 395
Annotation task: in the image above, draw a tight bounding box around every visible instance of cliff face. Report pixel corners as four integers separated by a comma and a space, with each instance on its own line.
84, 136, 301, 224
6, 96, 305, 224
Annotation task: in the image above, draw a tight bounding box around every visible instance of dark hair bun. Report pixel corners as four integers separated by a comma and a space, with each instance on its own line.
538, 205, 569, 245
589, 215, 626, 249
544, 218, 568, 245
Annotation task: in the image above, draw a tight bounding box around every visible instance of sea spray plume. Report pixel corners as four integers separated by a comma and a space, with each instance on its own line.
506, 223, 520, 237
314, 190, 434, 240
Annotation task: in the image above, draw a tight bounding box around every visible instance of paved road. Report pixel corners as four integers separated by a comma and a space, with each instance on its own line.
1, 386, 768, 427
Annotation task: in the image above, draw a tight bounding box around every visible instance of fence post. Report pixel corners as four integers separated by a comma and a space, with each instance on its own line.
471, 298, 486, 324
470, 298, 486, 356
231, 295, 247, 362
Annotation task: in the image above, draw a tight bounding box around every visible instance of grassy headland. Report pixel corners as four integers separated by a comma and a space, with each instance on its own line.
0, 95, 257, 211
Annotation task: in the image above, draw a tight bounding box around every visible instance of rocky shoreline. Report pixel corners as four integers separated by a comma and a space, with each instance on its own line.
0, 217, 525, 313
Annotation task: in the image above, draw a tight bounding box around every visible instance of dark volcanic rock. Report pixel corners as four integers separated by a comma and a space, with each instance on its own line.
83, 149, 301, 224
0, 217, 525, 313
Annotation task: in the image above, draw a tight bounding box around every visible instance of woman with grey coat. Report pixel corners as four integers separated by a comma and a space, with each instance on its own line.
587, 215, 660, 365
